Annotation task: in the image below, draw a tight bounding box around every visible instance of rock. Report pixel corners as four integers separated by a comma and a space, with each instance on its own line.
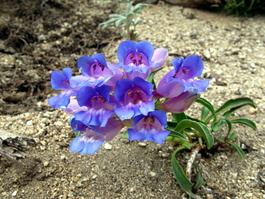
104, 143, 112, 150
150, 171, 157, 177
249, 107, 257, 115
138, 142, 147, 147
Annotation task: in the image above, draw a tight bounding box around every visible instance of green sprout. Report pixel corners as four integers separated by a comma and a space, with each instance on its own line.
99, 0, 149, 40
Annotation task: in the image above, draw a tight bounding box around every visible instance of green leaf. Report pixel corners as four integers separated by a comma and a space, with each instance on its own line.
126, 2, 133, 13
212, 118, 227, 132
133, 3, 149, 13
123, 131, 129, 139
146, 67, 163, 89
206, 97, 255, 123
230, 118, 257, 130
172, 112, 187, 123
167, 130, 189, 143
201, 106, 210, 122
115, 18, 125, 26
75, 131, 82, 137
196, 97, 216, 122
175, 119, 214, 149
228, 142, 245, 160
194, 171, 203, 190
171, 149, 196, 197
109, 14, 123, 18
224, 117, 233, 136
216, 97, 255, 116
228, 132, 237, 141
166, 121, 178, 129
132, 18, 142, 26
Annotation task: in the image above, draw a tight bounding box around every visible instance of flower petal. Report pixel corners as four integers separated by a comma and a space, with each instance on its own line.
117, 40, 137, 64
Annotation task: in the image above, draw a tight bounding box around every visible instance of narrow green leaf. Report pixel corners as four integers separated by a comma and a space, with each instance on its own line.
175, 119, 214, 149
172, 112, 187, 123
109, 14, 123, 18
181, 142, 194, 150
201, 106, 210, 122
126, 2, 133, 13
133, 3, 149, 13
228, 142, 245, 160
115, 18, 125, 26
75, 131, 82, 137
146, 67, 163, 89
168, 130, 189, 142
212, 118, 227, 132
196, 97, 216, 122
167, 121, 178, 129
171, 150, 195, 197
215, 98, 255, 116
206, 97, 255, 123
224, 117, 233, 136
230, 118, 257, 130
194, 171, 203, 190
228, 132, 237, 141
132, 18, 142, 26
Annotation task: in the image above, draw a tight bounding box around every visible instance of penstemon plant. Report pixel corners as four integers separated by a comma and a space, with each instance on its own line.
48, 40, 256, 197
99, 0, 149, 40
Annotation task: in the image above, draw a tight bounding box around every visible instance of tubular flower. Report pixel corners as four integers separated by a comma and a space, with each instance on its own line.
159, 90, 199, 113
70, 118, 123, 155
70, 53, 123, 88
154, 55, 210, 98
114, 77, 155, 120
116, 40, 168, 79
74, 85, 115, 127
128, 110, 170, 144
48, 68, 78, 109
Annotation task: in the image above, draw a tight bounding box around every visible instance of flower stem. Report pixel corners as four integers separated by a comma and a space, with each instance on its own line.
186, 146, 201, 181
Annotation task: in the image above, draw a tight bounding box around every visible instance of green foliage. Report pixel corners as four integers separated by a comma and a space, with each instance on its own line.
222, 0, 265, 16
167, 97, 256, 196
99, 0, 149, 40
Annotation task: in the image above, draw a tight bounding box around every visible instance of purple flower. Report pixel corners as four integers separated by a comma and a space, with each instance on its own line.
64, 99, 88, 115
114, 77, 155, 120
116, 40, 168, 80
70, 129, 106, 155
74, 85, 115, 127
70, 118, 123, 155
159, 90, 199, 113
48, 68, 78, 109
70, 53, 123, 89
154, 55, 210, 98
128, 110, 170, 144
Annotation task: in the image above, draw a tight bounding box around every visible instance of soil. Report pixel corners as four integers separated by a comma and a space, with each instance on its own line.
0, 0, 265, 198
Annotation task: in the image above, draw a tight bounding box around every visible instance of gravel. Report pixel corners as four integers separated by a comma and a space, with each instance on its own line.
0, 2, 265, 199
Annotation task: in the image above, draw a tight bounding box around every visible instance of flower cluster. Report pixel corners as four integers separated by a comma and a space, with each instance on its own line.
48, 41, 210, 155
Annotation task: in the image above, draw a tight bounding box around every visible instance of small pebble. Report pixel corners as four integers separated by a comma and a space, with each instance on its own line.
150, 171, 156, 177
138, 142, 147, 147
104, 143, 112, 150
43, 161, 49, 167
12, 190, 17, 197
249, 107, 257, 115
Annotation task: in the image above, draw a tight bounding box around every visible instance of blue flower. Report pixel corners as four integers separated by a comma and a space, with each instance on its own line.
70, 129, 106, 155
154, 55, 210, 98
114, 77, 155, 120
116, 40, 167, 80
70, 53, 123, 88
70, 118, 123, 155
128, 110, 170, 144
74, 85, 115, 127
48, 68, 78, 109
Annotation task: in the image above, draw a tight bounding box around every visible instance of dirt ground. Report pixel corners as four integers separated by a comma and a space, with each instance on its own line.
0, 0, 265, 198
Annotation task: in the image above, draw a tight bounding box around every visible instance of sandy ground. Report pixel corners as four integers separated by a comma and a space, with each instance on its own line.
0, 1, 265, 198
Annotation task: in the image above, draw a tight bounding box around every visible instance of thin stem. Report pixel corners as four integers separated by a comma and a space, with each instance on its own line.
186, 146, 201, 181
